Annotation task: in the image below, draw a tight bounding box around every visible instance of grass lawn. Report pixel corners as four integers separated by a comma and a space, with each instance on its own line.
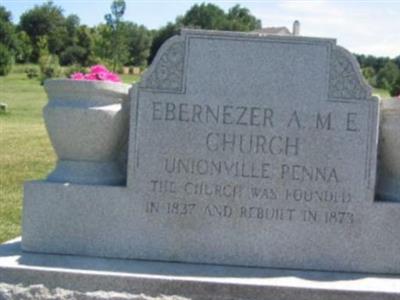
0, 66, 139, 243
373, 88, 391, 99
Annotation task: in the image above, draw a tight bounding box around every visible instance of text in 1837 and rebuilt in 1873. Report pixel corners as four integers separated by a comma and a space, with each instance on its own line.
130, 29, 377, 229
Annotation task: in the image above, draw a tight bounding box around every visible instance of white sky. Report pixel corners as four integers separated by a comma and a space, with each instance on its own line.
4, 0, 400, 58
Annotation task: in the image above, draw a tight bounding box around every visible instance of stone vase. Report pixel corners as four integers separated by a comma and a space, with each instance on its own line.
377, 98, 400, 201
43, 79, 130, 186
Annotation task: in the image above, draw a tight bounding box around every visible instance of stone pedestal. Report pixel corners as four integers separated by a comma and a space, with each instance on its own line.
1, 239, 399, 300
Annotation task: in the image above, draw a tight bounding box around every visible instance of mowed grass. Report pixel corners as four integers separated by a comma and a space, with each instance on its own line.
0, 67, 139, 243
373, 88, 391, 99
0, 70, 54, 242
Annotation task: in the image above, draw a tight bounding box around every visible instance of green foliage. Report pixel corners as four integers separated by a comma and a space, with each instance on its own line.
38, 38, 62, 83
0, 5, 12, 22
25, 65, 40, 79
390, 76, 400, 97
226, 5, 262, 31
0, 44, 13, 76
362, 67, 376, 86
92, 24, 126, 69
105, 0, 127, 71
178, 3, 261, 32
180, 3, 227, 29
124, 22, 152, 67
0, 6, 18, 51
65, 14, 80, 46
60, 45, 87, 65
394, 56, 400, 69
149, 22, 180, 64
110, 0, 126, 21
356, 54, 390, 72
64, 64, 88, 78
92, 24, 112, 61
0, 5, 18, 74
14, 31, 33, 63
19, 1, 67, 61
376, 61, 400, 90
148, 3, 261, 64
356, 54, 399, 93
39, 54, 62, 84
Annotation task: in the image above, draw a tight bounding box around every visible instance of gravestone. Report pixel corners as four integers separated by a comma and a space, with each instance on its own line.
20, 30, 400, 276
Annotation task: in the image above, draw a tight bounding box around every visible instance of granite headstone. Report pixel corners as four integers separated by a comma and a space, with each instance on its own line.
21, 29, 400, 274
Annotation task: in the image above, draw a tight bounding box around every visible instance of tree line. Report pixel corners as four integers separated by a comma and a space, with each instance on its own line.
0, 1, 260, 73
355, 54, 400, 97
0, 1, 399, 96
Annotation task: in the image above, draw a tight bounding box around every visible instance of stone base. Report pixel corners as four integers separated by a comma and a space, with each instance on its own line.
47, 160, 125, 186
377, 175, 400, 202
22, 181, 400, 274
1, 239, 399, 300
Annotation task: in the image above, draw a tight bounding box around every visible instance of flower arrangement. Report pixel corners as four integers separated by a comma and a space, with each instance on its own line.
71, 65, 121, 82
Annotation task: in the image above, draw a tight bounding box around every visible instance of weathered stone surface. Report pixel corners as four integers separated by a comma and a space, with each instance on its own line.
43, 79, 131, 186
0, 283, 189, 300
377, 98, 400, 202
22, 30, 400, 274
2, 239, 400, 300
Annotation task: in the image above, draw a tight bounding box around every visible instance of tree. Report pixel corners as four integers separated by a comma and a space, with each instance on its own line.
148, 22, 180, 64
65, 14, 80, 46
0, 44, 12, 76
0, 6, 17, 75
362, 67, 376, 86
180, 3, 226, 29
390, 75, 400, 97
355, 54, 390, 74
37, 36, 62, 83
19, 1, 66, 62
394, 56, 400, 69
76, 25, 95, 64
15, 31, 33, 63
148, 3, 262, 64
60, 45, 87, 65
124, 22, 152, 66
93, 24, 112, 61
376, 61, 400, 90
105, 0, 127, 71
226, 5, 261, 31
0, 6, 17, 50
60, 25, 94, 66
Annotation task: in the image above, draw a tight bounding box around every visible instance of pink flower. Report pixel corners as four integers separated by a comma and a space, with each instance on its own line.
84, 73, 97, 80
96, 72, 108, 81
71, 72, 85, 80
70, 65, 122, 83
104, 72, 121, 82
90, 65, 109, 74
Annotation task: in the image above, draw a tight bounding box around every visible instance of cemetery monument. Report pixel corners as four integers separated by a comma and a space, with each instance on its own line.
0, 29, 399, 299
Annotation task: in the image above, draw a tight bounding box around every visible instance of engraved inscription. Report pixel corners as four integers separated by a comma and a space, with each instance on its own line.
138, 99, 367, 227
